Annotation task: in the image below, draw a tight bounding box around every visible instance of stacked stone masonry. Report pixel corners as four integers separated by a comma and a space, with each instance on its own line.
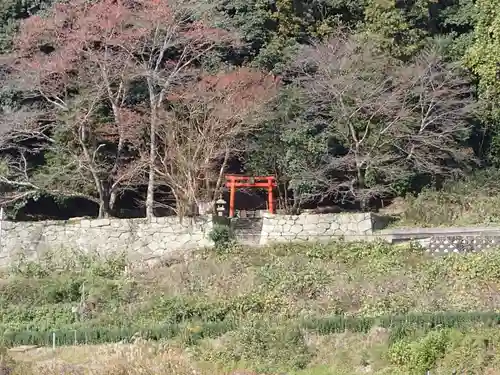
259, 212, 373, 245
3, 212, 500, 265
0, 216, 213, 264
0, 212, 373, 264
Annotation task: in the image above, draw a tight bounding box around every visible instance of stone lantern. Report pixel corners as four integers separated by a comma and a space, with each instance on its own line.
216, 197, 227, 217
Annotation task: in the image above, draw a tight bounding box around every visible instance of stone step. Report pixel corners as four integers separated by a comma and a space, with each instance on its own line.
231, 219, 264, 232
234, 234, 262, 245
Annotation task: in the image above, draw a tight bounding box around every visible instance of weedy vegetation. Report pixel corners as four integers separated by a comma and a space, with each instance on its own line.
1, 241, 500, 374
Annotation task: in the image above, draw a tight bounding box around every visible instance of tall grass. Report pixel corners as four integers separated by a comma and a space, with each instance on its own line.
4, 241, 500, 373
397, 169, 500, 227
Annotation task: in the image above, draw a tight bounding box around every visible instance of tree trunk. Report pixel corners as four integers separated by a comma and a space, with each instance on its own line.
355, 157, 368, 211
78, 125, 111, 219
146, 161, 155, 219
97, 181, 111, 218
146, 90, 157, 220
98, 199, 107, 219
282, 183, 290, 213
110, 190, 117, 212
291, 188, 302, 215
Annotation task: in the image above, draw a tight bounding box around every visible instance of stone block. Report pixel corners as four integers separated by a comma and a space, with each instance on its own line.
346, 221, 358, 233
90, 219, 111, 228
0, 212, 383, 265
118, 232, 131, 240
189, 234, 203, 242
176, 236, 192, 245
316, 221, 332, 230
302, 223, 319, 231
17, 230, 31, 240
263, 225, 277, 233
289, 224, 303, 234
1, 222, 14, 230
333, 228, 346, 236
147, 241, 160, 251
80, 220, 91, 228
302, 214, 321, 224
357, 219, 373, 234
108, 230, 121, 238
111, 220, 125, 228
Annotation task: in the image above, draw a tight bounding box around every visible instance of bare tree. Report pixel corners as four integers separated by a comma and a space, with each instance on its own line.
291, 33, 477, 207
9, 0, 235, 218
155, 68, 279, 217
110, 0, 236, 219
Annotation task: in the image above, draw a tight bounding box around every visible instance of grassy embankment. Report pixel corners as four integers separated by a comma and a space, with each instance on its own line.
390, 169, 500, 228
1, 241, 500, 374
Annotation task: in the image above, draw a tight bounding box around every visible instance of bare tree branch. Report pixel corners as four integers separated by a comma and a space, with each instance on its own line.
289, 32, 477, 206
153, 68, 279, 218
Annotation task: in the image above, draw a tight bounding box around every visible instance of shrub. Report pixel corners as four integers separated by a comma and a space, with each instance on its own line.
201, 320, 312, 373
397, 168, 500, 227
209, 224, 234, 251
387, 330, 450, 374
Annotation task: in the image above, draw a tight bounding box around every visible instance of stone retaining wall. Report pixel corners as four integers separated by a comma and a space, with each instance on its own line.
0, 216, 212, 265
4, 212, 498, 265
0, 212, 373, 265
259, 212, 373, 245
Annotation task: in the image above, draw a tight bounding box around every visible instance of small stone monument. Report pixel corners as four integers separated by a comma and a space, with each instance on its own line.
214, 197, 230, 226
216, 197, 226, 217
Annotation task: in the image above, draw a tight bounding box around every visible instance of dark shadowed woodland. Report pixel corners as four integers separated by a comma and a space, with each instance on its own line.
0, 0, 499, 222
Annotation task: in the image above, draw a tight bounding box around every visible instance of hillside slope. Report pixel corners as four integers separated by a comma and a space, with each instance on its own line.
2, 242, 500, 374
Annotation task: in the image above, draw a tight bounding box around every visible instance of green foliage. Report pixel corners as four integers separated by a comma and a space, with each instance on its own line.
5, 242, 500, 372
6, 240, 500, 330
9, 248, 127, 279
245, 86, 328, 208
251, 36, 299, 74
202, 320, 312, 372
388, 330, 450, 374
33, 148, 97, 198
361, 0, 430, 59
303, 312, 500, 338
1, 310, 500, 352
3, 242, 500, 335
397, 168, 500, 227
0, 0, 493, 220
436, 0, 477, 61
484, 119, 500, 166
256, 257, 331, 299
209, 224, 234, 252
465, 0, 500, 118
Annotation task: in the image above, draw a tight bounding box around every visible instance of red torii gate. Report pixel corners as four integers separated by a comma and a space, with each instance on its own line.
225, 175, 277, 217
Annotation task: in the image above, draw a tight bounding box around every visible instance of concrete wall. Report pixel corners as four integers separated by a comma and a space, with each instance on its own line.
379, 227, 500, 255
0, 212, 373, 264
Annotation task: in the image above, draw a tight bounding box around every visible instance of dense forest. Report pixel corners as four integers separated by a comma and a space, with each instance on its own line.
0, 0, 498, 220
